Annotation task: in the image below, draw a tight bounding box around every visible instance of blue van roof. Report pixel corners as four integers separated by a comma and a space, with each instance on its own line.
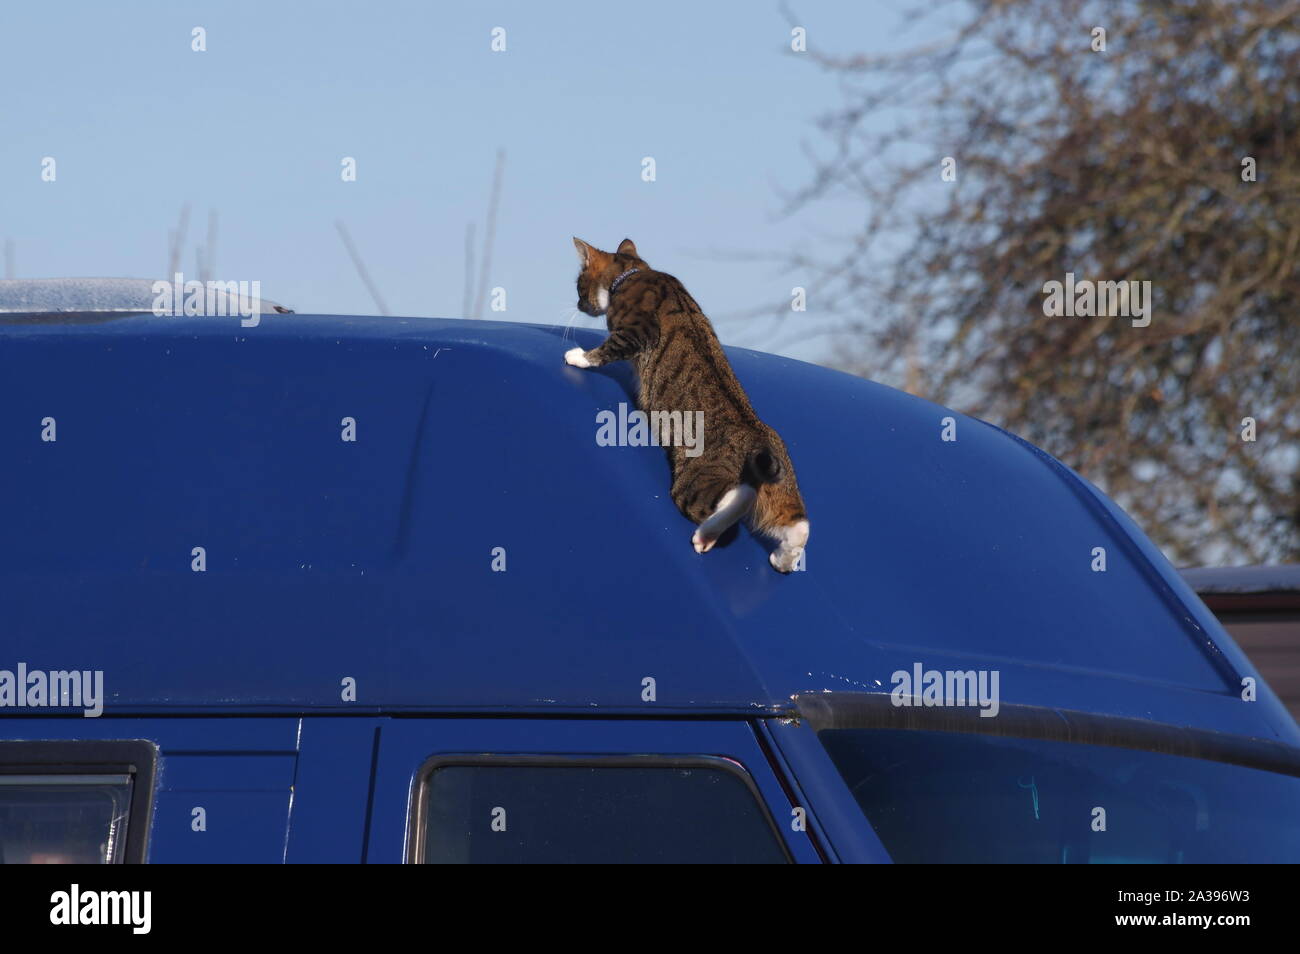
2, 313, 1295, 744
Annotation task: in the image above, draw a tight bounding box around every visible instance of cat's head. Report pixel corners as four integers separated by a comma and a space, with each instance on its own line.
573, 237, 646, 316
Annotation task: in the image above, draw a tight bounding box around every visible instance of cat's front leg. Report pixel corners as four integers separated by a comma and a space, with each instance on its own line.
564, 347, 595, 368
564, 324, 657, 370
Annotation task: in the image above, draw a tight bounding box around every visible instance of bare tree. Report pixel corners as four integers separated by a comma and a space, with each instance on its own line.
335, 220, 391, 316
166, 204, 191, 279
789, 0, 1300, 564
473, 149, 506, 319
196, 210, 218, 285
462, 222, 476, 318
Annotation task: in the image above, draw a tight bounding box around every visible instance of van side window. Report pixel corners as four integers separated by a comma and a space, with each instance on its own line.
410, 756, 789, 863
0, 741, 157, 864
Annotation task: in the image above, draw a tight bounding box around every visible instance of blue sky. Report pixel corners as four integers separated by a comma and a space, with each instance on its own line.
1, 1, 945, 361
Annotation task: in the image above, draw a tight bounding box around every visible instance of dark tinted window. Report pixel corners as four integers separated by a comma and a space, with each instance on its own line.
0, 741, 155, 864
821, 728, 1300, 863
0, 774, 132, 864
416, 760, 788, 863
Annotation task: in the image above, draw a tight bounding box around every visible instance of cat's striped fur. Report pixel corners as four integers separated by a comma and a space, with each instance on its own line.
566, 237, 809, 572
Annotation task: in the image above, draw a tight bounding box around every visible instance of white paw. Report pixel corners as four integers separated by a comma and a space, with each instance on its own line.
691, 485, 756, 557
770, 546, 804, 573
692, 528, 717, 554
564, 347, 592, 368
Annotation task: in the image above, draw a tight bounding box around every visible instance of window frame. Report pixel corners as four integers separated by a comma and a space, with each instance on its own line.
0, 739, 158, 864
405, 752, 792, 864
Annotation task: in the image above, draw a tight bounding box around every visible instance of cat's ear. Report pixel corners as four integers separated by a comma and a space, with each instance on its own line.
617, 238, 639, 258
573, 237, 593, 266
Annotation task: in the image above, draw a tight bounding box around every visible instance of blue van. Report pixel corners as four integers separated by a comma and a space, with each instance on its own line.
3, 285, 1299, 863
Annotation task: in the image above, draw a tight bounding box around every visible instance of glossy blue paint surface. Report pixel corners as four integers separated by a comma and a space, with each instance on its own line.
1, 313, 1295, 747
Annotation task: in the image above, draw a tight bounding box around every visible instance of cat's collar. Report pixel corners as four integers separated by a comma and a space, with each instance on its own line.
609, 267, 641, 297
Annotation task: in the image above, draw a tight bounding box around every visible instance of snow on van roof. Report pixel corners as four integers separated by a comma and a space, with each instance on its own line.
0, 278, 291, 316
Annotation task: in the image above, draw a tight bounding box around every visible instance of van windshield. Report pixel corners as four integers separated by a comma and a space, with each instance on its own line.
820, 727, 1300, 863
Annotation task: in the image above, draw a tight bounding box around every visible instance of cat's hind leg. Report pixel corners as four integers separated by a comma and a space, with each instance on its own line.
751, 483, 810, 573
691, 485, 757, 554
765, 518, 810, 572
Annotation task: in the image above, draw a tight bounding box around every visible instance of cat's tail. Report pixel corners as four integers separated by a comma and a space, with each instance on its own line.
743, 443, 784, 486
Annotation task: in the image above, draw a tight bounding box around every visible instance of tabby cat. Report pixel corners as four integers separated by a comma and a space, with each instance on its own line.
566, 237, 809, 572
